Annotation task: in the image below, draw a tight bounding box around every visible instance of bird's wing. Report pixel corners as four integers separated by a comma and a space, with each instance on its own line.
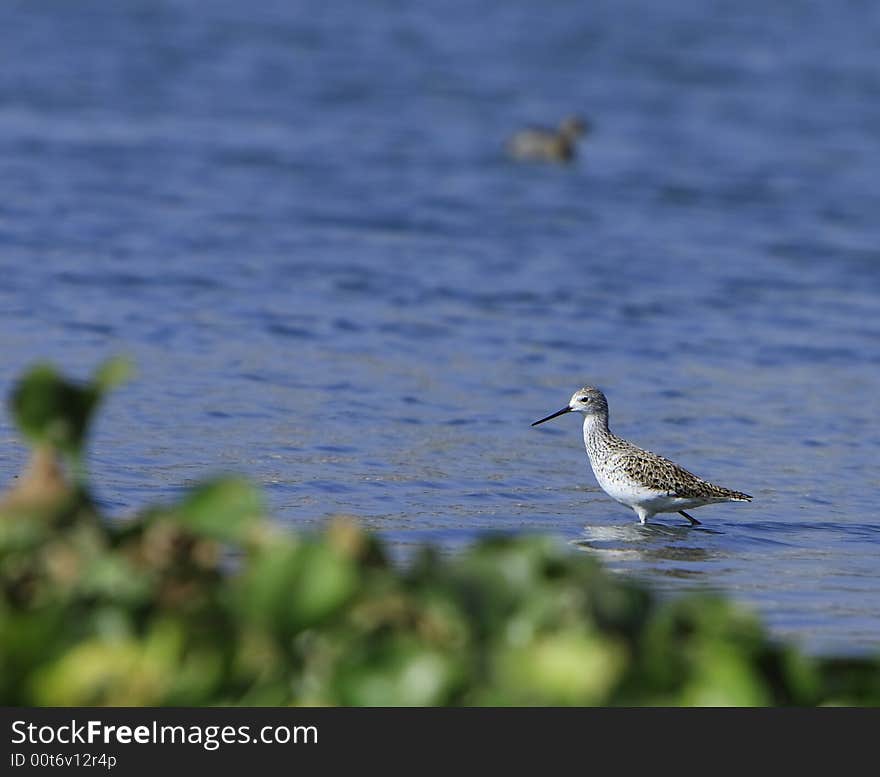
616, 447, 741, 499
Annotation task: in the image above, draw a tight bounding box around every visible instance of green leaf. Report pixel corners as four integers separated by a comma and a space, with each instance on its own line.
286, 542, 359, 629
491, 630, 625, 705
176, 477, 263, 542
93, 357, 132, 393
9, 364, 97, 456
235, 539, 358, 633
8, 359, 129, 463
336, 641, 461, 706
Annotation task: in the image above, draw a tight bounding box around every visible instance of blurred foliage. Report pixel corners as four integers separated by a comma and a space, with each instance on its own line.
8, 358, 129, 481
1, 363, 879, 706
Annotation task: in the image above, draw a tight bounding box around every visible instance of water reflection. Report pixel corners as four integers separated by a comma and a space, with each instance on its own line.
571, 522, 722, 578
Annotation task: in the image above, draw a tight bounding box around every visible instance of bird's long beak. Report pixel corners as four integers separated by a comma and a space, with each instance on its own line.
531, 406, 572, 426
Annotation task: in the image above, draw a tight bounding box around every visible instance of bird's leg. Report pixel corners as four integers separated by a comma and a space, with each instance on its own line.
634, 507, 650, 525
678, 510, 701, 526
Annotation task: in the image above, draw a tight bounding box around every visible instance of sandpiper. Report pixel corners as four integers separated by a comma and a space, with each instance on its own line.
532, 386, 751, 526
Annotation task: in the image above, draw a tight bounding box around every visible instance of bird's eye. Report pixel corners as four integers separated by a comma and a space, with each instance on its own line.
579, 397, 589, 402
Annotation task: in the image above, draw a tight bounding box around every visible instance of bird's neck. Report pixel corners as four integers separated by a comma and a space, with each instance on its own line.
582, 412, 612, 456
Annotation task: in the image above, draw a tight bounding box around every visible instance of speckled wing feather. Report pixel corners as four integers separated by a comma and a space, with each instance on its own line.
615, 444, 752, 501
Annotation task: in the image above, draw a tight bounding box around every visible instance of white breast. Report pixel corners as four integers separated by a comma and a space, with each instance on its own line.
589, 459, 659, 508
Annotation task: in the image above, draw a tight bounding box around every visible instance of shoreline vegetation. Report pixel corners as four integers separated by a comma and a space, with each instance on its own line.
1, 361, 878, 706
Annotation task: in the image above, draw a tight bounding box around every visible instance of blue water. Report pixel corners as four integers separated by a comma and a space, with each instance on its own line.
1, 0, 879, 656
